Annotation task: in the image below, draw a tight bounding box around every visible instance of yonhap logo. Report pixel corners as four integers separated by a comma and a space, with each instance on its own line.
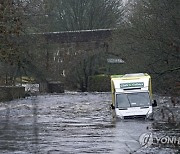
139, 132, 180, 147
139, 132, 153, 147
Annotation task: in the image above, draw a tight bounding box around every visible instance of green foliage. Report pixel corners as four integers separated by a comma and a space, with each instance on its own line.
88, 74, 111, 92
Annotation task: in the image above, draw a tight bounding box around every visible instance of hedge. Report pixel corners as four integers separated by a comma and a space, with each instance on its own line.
88, 75, 111, 92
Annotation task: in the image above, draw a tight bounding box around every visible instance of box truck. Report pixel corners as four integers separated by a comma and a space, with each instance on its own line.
111, 73, 157, 119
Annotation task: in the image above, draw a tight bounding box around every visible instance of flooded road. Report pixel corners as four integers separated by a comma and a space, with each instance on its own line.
0, 92, 152, 154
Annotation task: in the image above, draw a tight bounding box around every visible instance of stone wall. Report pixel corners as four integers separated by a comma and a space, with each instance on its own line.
39, 82, 64, 93
39, 82, 49, 93
48, 82, 64, 93
0, 86, 25, 102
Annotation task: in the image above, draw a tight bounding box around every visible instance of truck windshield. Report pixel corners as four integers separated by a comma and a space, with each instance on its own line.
116, 92, 150, 108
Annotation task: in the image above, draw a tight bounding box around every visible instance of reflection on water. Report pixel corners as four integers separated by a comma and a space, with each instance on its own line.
0, 92, 151, 154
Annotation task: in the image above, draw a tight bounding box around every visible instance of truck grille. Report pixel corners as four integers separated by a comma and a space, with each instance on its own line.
124, 115, 146, 119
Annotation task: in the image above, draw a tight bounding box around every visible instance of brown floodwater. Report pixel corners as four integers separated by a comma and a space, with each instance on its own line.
0, 92, 176, 154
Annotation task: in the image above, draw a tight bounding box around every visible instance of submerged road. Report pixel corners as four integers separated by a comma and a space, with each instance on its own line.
0, 92, 169, 154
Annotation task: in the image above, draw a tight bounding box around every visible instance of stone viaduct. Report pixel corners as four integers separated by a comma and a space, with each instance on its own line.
32, 29, 116, 81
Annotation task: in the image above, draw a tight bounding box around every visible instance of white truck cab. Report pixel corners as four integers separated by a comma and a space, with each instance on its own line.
111, 73, 156, 119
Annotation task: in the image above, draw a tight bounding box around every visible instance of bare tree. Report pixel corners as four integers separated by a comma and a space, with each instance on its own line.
26, 0, 124, 32
112, 0, 180, 95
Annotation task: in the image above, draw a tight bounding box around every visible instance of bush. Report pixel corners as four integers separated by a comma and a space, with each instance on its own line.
88, 75, 111, 92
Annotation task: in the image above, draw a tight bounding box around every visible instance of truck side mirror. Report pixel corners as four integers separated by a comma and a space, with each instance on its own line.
152, 100, 157, 107
111, 104, 115, 109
